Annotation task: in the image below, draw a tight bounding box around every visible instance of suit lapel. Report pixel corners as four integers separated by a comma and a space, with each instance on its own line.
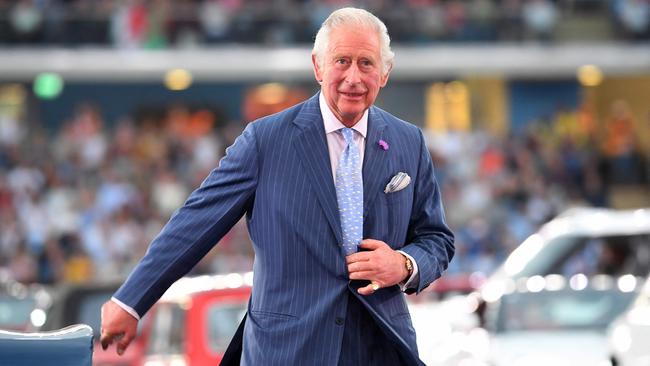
292, 94, 343, 245
362, 107, 390, 218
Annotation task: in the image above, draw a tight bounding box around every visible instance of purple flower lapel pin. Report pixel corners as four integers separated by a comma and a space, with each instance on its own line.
378, 139, 389, 151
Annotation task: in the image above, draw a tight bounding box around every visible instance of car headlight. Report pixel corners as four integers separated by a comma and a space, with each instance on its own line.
30, 308, 47, 328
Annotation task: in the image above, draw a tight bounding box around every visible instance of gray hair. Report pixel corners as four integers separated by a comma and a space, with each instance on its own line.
312, 7, 394, 75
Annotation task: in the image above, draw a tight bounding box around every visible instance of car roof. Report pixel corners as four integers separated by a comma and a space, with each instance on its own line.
539, 207, 650, 239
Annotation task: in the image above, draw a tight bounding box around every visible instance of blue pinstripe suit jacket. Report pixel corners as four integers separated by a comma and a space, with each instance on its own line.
113, 93, 454, 365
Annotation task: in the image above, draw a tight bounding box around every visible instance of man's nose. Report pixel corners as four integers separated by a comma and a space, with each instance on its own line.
343, 63, 361, 84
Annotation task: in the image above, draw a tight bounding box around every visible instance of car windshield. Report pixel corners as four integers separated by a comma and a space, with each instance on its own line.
147, 303, 186, 355
206, 302, 247, 354
494, 289, 637, 333
517, 234, 650, 278
0, 295, 36, 330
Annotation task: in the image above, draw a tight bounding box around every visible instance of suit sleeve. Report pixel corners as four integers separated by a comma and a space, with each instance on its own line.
113, 123, 259, 316
399, 129, 455, 294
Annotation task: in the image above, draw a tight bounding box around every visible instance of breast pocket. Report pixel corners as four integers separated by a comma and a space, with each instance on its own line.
381, 186, 413, 247
385, 186, 411, 206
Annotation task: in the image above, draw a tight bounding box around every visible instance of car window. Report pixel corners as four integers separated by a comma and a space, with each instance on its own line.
518, 234, 650, 278
0, 295, 36, 329
490, 289, 637, 333
76, 292, 108, 337
147, 304, 186, 355
206, 302, 247, 354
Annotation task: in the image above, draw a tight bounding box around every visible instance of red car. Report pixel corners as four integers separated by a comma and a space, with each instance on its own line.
93, 315, 152, 366
139, 273, 251, 366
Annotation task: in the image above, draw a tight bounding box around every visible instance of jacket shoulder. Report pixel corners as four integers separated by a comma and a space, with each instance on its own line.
372, 106, 423, 137
248, 100, 306, 133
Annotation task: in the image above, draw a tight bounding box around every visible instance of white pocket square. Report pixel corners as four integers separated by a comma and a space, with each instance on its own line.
384, 172, 411, 193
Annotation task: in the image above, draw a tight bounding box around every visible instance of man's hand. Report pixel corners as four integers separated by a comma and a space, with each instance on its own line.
100, 300, 138, 356
346, 239, 409, 296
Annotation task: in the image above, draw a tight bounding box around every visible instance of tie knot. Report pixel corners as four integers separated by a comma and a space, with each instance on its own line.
341, 128, 355, 145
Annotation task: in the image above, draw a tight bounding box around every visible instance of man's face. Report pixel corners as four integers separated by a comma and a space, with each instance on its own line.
313, 25, 390, 127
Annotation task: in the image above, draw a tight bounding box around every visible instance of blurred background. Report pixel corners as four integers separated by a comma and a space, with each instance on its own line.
0, 0, 648, 365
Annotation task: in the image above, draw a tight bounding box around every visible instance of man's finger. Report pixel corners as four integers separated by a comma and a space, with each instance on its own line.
100, 336, 110, 351
346, 251, 371, 264
357, 282, 380, 296
359, 239, 386, 250
100, 331, 117, 351
349, 270, 374, 280
348, 261, 374, 273
116, 332, 135, 356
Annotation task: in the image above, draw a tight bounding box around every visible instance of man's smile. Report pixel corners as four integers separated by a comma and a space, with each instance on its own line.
339, 91, 366, 100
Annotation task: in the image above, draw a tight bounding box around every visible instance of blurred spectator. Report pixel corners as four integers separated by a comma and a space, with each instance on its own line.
498, 0, 524, 41
200, 0, 237, 43
60, 233, 93, 283
0, 110, 25, 148
411, 0, 446, 42
522, 0, 558, 41
111, 0, 149, 48
465, 0, 498, 41
614, 0, 650, 40
444, 0, 468, 41
8, 0, 43, 43
169, 0, 202, 47
152, 169, 188, 217
602, 99, 644, 185
8, 242, 38, 284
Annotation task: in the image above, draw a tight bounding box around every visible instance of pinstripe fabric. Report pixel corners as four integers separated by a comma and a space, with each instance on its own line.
113, 93, 455, 365
338, 293, 404, 365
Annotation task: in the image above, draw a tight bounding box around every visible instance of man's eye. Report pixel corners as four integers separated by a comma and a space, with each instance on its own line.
335, 59, 348, 65
360, 60, 373, 67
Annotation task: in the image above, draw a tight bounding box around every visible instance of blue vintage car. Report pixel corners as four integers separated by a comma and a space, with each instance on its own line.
0, 323, 93, 366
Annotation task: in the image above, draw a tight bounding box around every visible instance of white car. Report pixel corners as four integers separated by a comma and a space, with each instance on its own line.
479, 277, 639, 366
608, 277, 650, 366
482, 207, 650, 304
414, 207, 650, 366
417, 275, 641, 366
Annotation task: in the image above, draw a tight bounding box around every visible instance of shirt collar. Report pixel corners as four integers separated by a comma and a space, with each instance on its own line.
319, 92, 368, 138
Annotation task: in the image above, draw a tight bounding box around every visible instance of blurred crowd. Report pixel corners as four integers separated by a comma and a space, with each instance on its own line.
0, 102, 254, 285
1, 0, 648, 47
435, 99, 648, 275
0, 90, 646, 285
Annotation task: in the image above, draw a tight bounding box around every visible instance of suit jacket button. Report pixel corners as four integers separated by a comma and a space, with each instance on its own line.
335, 317, 345, 326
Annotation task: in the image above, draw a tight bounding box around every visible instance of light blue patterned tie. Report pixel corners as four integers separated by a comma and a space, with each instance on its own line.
336, 128, 363, 255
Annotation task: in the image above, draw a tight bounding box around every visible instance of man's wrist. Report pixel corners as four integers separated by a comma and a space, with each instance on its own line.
401, 253, 413, 281
111, 297, 140, 321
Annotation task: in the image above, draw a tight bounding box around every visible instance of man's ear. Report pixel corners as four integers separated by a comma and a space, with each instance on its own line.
380, 63, 392, 88
312, 54, 323, 83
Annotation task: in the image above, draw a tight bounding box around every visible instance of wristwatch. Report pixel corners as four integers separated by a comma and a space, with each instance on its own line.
403, 254, 413, 278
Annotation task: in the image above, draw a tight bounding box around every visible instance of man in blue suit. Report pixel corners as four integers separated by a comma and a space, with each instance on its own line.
101, 7, 454, 365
